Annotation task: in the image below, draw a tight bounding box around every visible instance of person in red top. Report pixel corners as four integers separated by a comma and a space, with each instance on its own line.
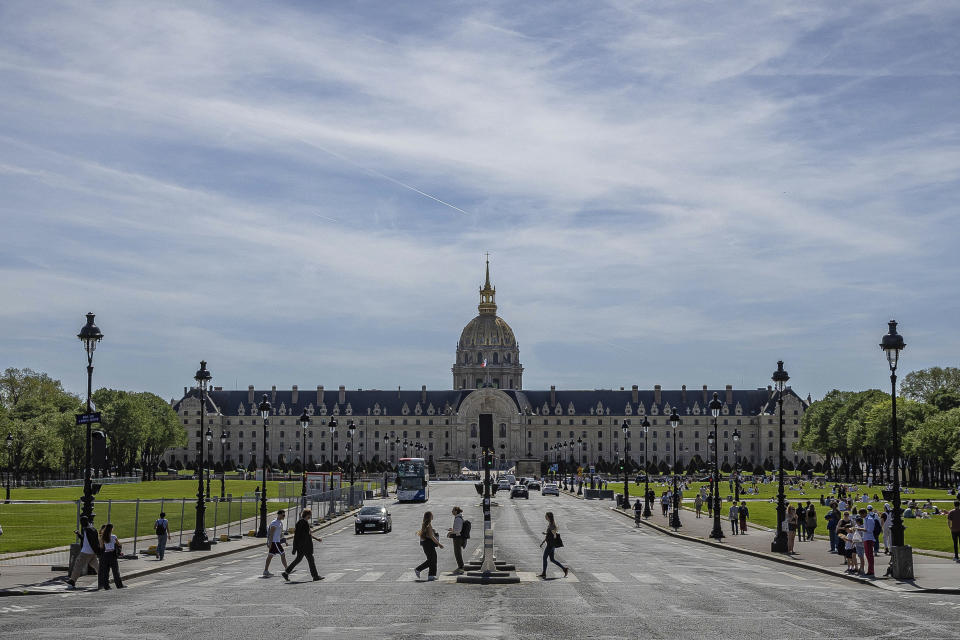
948, 500, 960, 561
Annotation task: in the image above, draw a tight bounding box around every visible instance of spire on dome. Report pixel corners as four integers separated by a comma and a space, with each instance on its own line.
478, 253, 497, 315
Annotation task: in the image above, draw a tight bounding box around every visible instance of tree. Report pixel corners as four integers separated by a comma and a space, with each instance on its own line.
901, 367, 960, 404
928, 389, 960, 412
657, 460, 670, 474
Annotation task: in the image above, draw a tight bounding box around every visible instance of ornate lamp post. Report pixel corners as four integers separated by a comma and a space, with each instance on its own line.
219, 430, 227, 499
204, 427, 213, 498
708, 393, 724, 540
576, 437, 584, 494
621, 420, 631, 508
347, 420, 356, 505
881, 320, 912, 579
770, 362, 789, 552
641, 417, 651, 517
189, 361, 212, 550
5, 433, 12, 502
299, 409, 310, 508
77, 312, 103, 523
668, 410, 682, 530
732, 429, 741, 503
256, 394, 271, 538
329, 418, 338, 492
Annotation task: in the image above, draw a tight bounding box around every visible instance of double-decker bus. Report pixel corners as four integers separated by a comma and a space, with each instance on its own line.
396, 457, 429, 502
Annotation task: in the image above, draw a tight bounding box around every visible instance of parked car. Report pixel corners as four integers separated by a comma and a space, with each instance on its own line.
510, 484, 529, 499
541, 483, 559, 496
355, 505, 392, 534
527, 480, 541, 491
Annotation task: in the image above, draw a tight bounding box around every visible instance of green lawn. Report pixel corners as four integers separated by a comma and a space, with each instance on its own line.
6, 479, 287, 501
609, 480, 957, 503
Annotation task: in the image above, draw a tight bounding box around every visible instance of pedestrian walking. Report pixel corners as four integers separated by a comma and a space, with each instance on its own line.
537, 511, 568, 579
154, 511, 169, 561
738, 501, 749, 533
282, 509, 323, 582
414, 511, 443, 581
660, 492, 669, 517
861, 506, 878, 576
97, 523, 124, 590
728, 501, 739, 535
707, 491, 714, 519
786, 505, 798, 554
948, 500, 960, 561
880, 511, 891, 555
447, 506, 468, 573
263, 509, 288, 577
694, 494, 703, 518
66, 516, 100, 590
633, 499, 642, 527
805, 504, 817, 542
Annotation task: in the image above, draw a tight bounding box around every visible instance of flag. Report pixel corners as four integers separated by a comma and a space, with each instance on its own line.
481, 358, 487, 368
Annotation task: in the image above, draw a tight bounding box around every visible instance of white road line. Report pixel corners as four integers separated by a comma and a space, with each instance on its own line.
322, 572, 345, 582
195, 574, 235, 587
563, 572, 580, 582
223, 558, 244, 565
517, 571, 539, 582
357, 571, 383, 582
126, 579, 158, 589
630, 573, 659, 583
244, 553, 261, 559
592, 572, 621, 583
395, 572, 417, 582
161, 577, 198, 587
777, 571, 807, 581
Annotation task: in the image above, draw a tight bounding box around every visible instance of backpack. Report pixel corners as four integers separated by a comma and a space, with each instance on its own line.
873, 517, 882, 538
460, 519, 471, 540
155, 519, 166, 536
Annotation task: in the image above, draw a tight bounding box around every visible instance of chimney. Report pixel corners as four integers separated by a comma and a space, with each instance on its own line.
550, 385, 556, 406
271, 385, 277, 404
702, 385, 708, 404
768, 384, 773, 399
631, 385, 638, 404
681, 384, 687, 405
291, 385, 298, 405
317, 385, 324, 405
184, 386, 188, 397
421, 385, 427, 405
654, 385, 661, 405
248, 385, 254, 404
725, 384, 733, 405
339, 385, 346, 405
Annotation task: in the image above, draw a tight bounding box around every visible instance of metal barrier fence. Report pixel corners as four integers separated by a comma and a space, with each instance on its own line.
14, 475, 142, 489
0, 480, 381, 568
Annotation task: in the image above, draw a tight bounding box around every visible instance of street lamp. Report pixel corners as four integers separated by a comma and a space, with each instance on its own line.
5, 433, 12, 502
256, 394, 271, 538
881, 320, 912, 579
219, 430, 227, 499
641, 417, 651, 517
708, 393, 724, 540
205, 427, 213, 498
576, 437, 583, 494
621, 420, 631, 509
770, 362, 789, 552
299, 409, 310, 508
347, 420, 356, 505
189, 360, 212, 550
732, 429, 741, 503
669, 410, 682, 530
77, 312, 103, 523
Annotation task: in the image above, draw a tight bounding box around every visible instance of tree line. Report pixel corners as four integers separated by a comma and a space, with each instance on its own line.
797, 367, 960, 487
0, 368, 185, 481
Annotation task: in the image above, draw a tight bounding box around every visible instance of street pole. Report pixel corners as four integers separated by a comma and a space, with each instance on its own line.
708, 393, 724, 540
771, 362, 789, 553
669, 411, 682, 530
621, 421, 630, 508
732, 429, 741, 503
642, 418, 651, 517
300, 409, 309, 511
190, 361, 212, 550
220, 430, 227, 499
77, 313, 103, 524
881, 320, 912, 579
256, 395, 271, 538
205, 428, 212, 500
5, 433, 12, 502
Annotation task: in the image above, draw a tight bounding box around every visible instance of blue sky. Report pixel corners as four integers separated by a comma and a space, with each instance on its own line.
1, 1, 958, 402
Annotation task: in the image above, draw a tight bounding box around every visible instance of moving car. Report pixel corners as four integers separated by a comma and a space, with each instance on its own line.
510, 484, 529, 499
355, 505, 392, 534
504, 474, 517, 485
497, 478, 511, 491
541, 483, 559, 496
527, 480, 541, 491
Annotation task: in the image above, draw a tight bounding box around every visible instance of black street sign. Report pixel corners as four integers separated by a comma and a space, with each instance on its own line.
76, 412, 102, 425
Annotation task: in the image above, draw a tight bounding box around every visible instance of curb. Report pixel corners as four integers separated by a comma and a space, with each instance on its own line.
607, 506, 960, 595
0, 507, 363, 597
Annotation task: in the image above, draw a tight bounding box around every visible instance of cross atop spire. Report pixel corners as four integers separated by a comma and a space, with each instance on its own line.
478, 254, 497, 315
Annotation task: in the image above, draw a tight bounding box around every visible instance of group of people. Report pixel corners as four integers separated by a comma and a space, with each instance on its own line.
65, 516, 124, 590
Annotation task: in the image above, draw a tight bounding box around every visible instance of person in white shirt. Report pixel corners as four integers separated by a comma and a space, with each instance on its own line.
66, 516, 100, 589
263, 510, 288, 577
97, 523, 124, 590
728, 503, 740, 535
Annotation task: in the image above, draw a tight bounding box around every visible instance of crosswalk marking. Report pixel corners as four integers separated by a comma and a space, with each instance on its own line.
322, 572, 345, 582
357, 572, 383, 582
127, 579, 157, 589
563, 571, 580, 582
396, 572, 416, 582
592, 572, 621, 583
195, 574, 234, 587
630, 573, 659, 583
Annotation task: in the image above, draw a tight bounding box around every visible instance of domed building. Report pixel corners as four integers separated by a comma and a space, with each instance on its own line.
452, 259, 523, 390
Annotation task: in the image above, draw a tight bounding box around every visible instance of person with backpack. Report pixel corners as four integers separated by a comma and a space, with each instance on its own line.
447, 506, 470, 573
154, 511, 169, 560
66, 516, 101, 590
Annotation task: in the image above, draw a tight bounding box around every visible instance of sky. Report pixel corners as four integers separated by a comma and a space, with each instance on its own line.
1, 1, 958, 403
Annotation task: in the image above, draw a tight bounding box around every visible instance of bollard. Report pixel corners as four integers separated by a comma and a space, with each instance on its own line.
213, 498, 219, 541
133, 498, 140, 555
107, 499, 112, 524
226, 496, 232, 539
178, 497, 185, 547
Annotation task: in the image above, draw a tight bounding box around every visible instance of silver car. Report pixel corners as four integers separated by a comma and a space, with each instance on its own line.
541, 483, 559, 496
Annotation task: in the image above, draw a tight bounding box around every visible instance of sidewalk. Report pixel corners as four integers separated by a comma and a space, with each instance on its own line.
0, 502, 369, 597
612, 502, 960, 594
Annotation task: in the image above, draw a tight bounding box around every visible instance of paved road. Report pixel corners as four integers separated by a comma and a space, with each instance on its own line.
3, 483, 960, 639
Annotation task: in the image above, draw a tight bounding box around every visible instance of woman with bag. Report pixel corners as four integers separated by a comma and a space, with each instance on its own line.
786, 505, 798, 554
414, 511, 443, 581
98, 523, 124, 590
537, 511, 569, 579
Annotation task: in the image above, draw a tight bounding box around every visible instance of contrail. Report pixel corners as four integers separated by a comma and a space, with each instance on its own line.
312, 212, 339, 223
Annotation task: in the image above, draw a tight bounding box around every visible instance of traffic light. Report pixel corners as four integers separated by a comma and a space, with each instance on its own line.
484, 451, 494, 469
618, 461, 624, 472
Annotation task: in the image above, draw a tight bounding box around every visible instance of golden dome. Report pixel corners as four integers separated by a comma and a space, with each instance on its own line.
458, 314, 517, 349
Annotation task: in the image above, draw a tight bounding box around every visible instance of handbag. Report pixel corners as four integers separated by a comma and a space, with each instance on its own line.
553, 534, 564, 548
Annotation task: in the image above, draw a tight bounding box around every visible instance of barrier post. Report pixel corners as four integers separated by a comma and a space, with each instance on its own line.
133, 498, 140, 555
178, 497, 185, 547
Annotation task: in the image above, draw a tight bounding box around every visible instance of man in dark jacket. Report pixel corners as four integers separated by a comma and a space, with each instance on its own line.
282, 509, 323, 582
66, 516, 101, 589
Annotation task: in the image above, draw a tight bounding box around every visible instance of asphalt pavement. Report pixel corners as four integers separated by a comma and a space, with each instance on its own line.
2, 482, 960, 639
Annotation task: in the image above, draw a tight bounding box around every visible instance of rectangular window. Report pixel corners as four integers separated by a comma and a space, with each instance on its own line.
238, 431, 244, 439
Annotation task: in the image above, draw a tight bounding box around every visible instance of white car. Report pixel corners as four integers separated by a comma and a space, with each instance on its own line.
497, 479, 511, 491
541, 483, 559, 496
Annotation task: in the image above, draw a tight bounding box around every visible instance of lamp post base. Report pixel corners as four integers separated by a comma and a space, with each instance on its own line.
669, 513, 682, 530
887, 545, 914, 580
189, 534, 210, 551
771, 531, 788, 553
709, 525, 725, 540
